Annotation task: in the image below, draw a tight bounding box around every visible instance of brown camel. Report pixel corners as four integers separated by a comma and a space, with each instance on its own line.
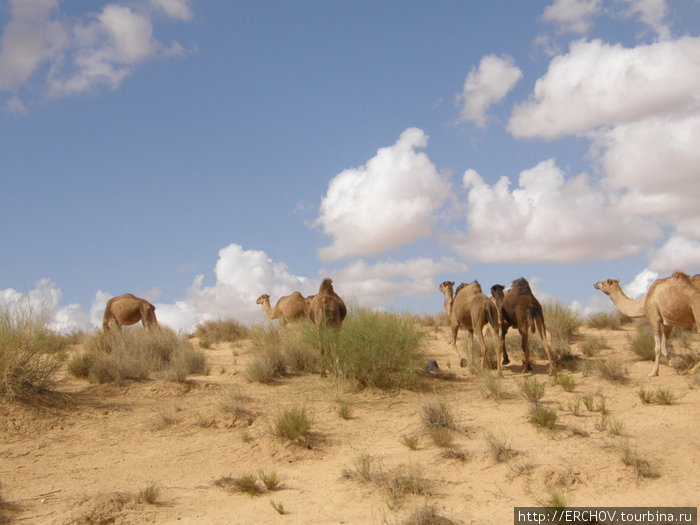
593, 279, 646, 318
439, 281, 507, 371
102, 294, 158, 332
491, 278, 554, 374
256, 292, 308, 327
308, 278, 347, 329
643, 271, 700, 377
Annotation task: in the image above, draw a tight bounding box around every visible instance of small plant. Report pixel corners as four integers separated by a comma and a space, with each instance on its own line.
479, 370, 507, 400
628, 321, 656, 361
384, 464, 431, 508
337, 401, 352, 419
618, 441, 659, 479
404, 502, 455, 525
586, 311, 623, 330
485, 432, 516, 463
420, 397, 456, 430
568, 398, 583, 416
440, 447, 470, 463
608, 417, 625, 436
193, 318, 248, 342
654, 388, 675, 405
596, 397, 609, 415
536, 488, 568, 509
400, 434, 421, 451
353, 453, 374, 482
638, 388, 654, 404
246, 345, 286, 384
582, 395, 595, 412
595, 415, 608, 432
579, 336, 606, 357
569, 425, 589, 437
138, 482, 160, 504
518, 377, 546, 403
258, 470, 280, 491
214, 474, 261, 495
427, 426, 454, 448
270, 499, 285, 515
555, 373, 576, 392
596, 358, 629, 383
529, 403, 557, 430
272, 406, 313, 443
218, 387, 251, 419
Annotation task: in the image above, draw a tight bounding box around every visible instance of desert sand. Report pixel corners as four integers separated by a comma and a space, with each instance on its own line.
1, 323, 699, 524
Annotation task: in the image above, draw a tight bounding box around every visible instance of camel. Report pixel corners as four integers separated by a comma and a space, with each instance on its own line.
102, 294, 158, 332
593, 279, 646, 318
255, 292, 308, 327
439, 281, 507, 371
308, 278, 347, 329
491, 278, 554, 374
642, 271, 700, 377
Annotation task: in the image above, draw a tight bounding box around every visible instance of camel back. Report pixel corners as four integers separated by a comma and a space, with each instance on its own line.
509, 278, 533, 296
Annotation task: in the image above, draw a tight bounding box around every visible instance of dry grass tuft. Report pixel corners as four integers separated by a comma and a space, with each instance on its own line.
137, 482, 160, 504
518, 377, 546, 403
192, 318, 248, 342
529, 403, 557, 430
214, 474, 262, 496
618, 441, 660, 479
596, 357, 629, 383
272, 405, 313, 444
485, 432, 516, 463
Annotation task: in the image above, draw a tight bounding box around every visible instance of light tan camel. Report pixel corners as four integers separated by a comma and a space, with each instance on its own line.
439, 281, 506, 371
593, 279, 646, 318
491, 278, 554, 374
102, 294, 158, 332
256, 292, 308, 327
643, 271, 700, 377
308, 278, 347, 329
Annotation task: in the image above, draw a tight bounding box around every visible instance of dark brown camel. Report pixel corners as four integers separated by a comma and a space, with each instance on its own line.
439, 280, 507, 371
491, 278, 554, 374
102, 293, 158, 332
308, 278, 347, 329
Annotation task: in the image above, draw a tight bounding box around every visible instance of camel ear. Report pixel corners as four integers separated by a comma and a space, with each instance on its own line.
449, 281, 455, 287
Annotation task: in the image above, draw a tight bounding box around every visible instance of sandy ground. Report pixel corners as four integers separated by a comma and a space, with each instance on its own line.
1, 324, 699, 525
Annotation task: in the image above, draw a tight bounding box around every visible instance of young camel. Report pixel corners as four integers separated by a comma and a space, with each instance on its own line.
256, 292, 308, 327
102, 294, 158, 332
643, 271, 700, 377
308, 278, 347, 329
491, 278, 554, 375
439, 281, 507, 371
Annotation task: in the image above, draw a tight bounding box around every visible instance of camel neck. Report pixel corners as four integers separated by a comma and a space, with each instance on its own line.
608, 288, 646, 318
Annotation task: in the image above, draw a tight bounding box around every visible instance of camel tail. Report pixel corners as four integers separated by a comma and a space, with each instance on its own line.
527, 307, 538, 334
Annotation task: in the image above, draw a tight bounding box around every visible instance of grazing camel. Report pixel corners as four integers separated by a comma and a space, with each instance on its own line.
439, 281, 507, 370
593, 279, 646, 318
102, 294, 158, 332
642, 271, 700, 377
491, 278, 554, 374
308, 278, 347, 329
256, 292, 308, 327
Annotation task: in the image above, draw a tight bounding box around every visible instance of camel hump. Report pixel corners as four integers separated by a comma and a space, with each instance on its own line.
510, 278, 533, 295
318, 278, 334, 294
672, 271, 691, 282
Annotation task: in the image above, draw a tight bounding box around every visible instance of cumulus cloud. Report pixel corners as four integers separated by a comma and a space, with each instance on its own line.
150, 0, 192, 21
624, 268, 659, 299
621, 0, 669, 40
454, 160, 659, 263
508, 37, 700, 139
315, 128, 451, 261
541, 0, 602, 34
648, 235, 700, 274
0, 0, 191, 104
456, 54, 522, 127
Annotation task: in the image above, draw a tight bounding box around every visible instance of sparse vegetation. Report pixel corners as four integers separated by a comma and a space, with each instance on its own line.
69, 327, 208, 384
137, 482, 160, 504
579, 336, 606, 357
385, 464, 432, 508
0, 303, 64, 401
477, 369, 508, 400
404, 502, 456, 525
543, 301, 582, 344
638, 387, 675, 405
518, 376, 546, 403
529, 403, 557, 430
536, 488, 568, 510
596, 357, 629, 383
400, 434, 421, 451
485, 432, 516, 463
555, 372, 576, 392
214, 474, 261, 496
337, 401, 352, 419
586, 311, 625, 330
272, 405, 313, 444
628, 321, 656, 361
618, 441, 659, 479
270, 499, 285, 515
258, 470, 280, 491
352, 453, 374, 482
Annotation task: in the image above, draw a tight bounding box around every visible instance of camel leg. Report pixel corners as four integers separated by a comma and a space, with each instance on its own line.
650, 322, 662, 377
660, 324, 672, 359
451, 324, 467, 368
519, 327, 531, 373
475, 327, 489, 371
537, 320, 555, 375
487, 324, 502, 373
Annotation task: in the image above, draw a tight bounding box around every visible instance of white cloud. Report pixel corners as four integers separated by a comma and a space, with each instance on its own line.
454, 160, 659, 263
508, 37, 700, 139
624, 268, 659, 299
541, 0, 602, 34
150, 0, 192, 21
456, 54, 522, 127
648, 235, 700, 274
315, 128, 451, 261
621, 0, 669, 39
5, 95, 27, 114
0, 1, 191, 102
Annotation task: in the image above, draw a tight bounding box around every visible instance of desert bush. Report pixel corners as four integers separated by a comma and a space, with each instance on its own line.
337, 401, 352, 419
400, 434, 421, 450
404, 502, 456, 525
385, 464, 432, 508
303, 308, 425, 390
137, 482, 160, 504
0, 304, 64, 401
272, 405, 313, 443
518, 377, 546, 403
485, 432, 516, 463
596, 357, 629, 383
192, 318, 248, 342
618, 441, 659, 479
628, 321, 656, 361
638, 387, 675, 405
536, 488, 568, 509
214, 474, 261, 495
586, 311, 625, 330
543, 301, 582, 344
69, 327, 208, 384
529, 403, 557, 430
246, 345, 285, 383
420, 397, 456, 430
258, 470, 280, 491
579, 336, 607, 357
352, 453, 375, 482
555, 372, 576, 392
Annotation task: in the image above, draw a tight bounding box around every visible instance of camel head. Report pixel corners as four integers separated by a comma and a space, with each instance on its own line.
490, 284, 505, 306
256, 294, 270, 305
439, 281, 455, 294
593, 279, 619, 295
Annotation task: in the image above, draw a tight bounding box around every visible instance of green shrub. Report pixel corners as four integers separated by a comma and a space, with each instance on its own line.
518, 377, 546, 403
68, 327, 208, 384
586, 311, 624, 330
596, 358, 629, 383
272, 405, 313, 443
529, 403, 557, 430
303, 308, 425, 390
0, 304, 63, 401
192, 318, 248, 342
555, 372, 576, 392
628, 321, 656, 361
543, 301, 582, 344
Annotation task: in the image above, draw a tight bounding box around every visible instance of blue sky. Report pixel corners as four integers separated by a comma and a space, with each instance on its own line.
1, 0, 699, 332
